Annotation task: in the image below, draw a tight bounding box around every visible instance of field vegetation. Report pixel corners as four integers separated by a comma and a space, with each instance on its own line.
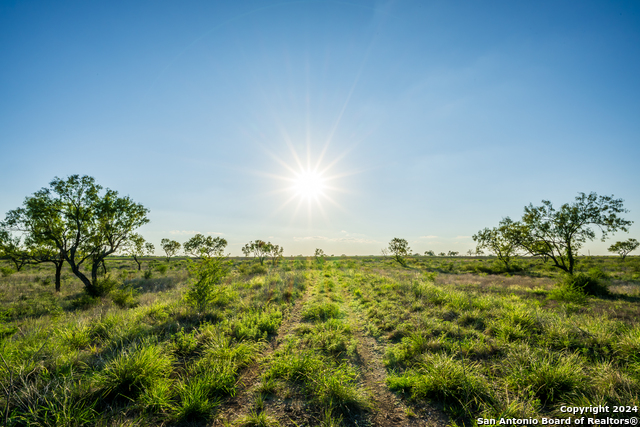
1, 253, 639, 426
1, 179, 638, 425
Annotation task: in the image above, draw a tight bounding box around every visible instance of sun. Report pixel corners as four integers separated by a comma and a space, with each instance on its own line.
293, 170, 325, 200
255, 139, 353, 223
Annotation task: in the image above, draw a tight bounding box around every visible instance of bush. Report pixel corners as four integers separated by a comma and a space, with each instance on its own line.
185, 256, 231, 312
71, 294, 100, 310
563, 273, 610, 296
587, 267, 608, 280
143, 269, 152, 279
1, 266, 16, 277
250, 263, 267, 275
111, 285, 139, 308
93, 275, 119, 297
156, 264, 168, 275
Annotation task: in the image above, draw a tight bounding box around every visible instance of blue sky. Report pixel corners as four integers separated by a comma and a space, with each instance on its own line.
1, 0, 639, 256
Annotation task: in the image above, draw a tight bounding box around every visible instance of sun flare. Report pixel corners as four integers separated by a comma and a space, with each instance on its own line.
293, 171, 325, 200
257, 138, 355, 223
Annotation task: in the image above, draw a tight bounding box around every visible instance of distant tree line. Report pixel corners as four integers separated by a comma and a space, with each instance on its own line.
2, 180, 637, 295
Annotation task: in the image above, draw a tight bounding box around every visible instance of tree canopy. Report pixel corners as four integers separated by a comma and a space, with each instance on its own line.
0, 228, 30, 272
2, 175, 149, 295
516, 192, 632, 274
242, 240, 282, 265
608, 238, 639, 260
124, 233, 155, 270
183, 234, 227, 258
160, 238, 181, 262
473, 217, 522, 271
388, 238, 410, 267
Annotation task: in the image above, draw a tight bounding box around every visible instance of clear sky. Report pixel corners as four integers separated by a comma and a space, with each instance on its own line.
1, 0, 639, 256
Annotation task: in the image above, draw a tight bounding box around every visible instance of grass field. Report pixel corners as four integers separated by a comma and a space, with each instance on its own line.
0, 255, 639, 426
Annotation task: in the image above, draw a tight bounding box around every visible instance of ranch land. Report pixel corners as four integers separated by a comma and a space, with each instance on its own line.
0, 255, 639, 426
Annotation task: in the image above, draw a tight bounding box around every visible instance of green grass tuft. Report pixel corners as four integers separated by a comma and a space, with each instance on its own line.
96, 340, 174, 400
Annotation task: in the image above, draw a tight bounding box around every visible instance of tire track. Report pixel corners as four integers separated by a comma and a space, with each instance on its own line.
337, 270, 450, 427
212, 272, 314, 426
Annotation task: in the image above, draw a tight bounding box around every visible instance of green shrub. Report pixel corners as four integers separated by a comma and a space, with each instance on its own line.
185, 256, 231, 312
156, 264, 168, 275
71, 294, 100, 310
587, 266, 608, 280
0, 266, 15, 277
250, 263, 267, 274
236, 263, 249, 274
92, 275, 119, 296
111, 285, 139, 308
143, 269, 152, 279
563, 273, 610, 296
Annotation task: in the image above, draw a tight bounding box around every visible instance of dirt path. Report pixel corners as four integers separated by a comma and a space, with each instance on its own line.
212, 274, 314, 426
338, 272, 450, 427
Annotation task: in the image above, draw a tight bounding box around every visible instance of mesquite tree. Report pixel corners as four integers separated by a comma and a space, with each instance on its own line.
473, 217, 522, 271
3, 175, 149, 295
125, 233, 155, 270
160, 238, 181, 262
184, 234, 227, 258
608, 238, 639, 260
242, 240, 282, 265
388, 238, 411, 267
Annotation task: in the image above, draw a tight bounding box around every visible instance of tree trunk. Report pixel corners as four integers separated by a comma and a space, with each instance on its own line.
91, 262, 99, 283
64, 248, 97, 295
54, 261, 62, 292
566, 242, 575, 274
133, 255, 141, 270
11, 257, 27, 272
70, 263, 94, 294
